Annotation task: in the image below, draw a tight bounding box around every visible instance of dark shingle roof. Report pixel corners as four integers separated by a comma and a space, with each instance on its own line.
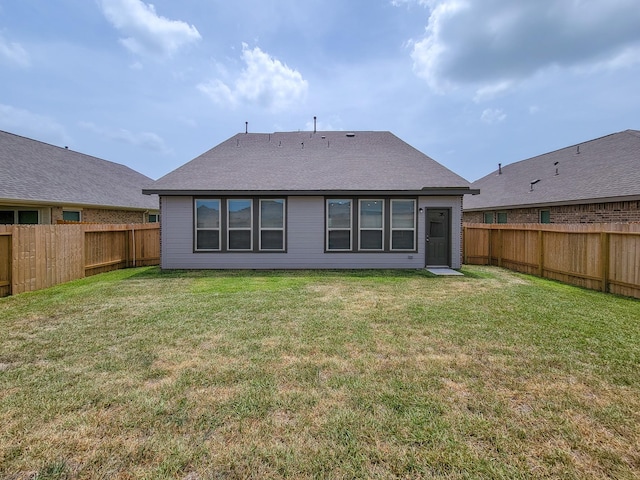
145, 131, 473, 195
464, 130, 640, 211
0, 130, 158, 210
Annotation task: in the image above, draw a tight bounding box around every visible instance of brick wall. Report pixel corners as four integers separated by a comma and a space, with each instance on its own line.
51, 207, 150, 224
464, 200, 640, 224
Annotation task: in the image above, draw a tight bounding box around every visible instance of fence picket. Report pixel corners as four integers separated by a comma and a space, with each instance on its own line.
463, 223, 640, 299
0, 223, 159, 297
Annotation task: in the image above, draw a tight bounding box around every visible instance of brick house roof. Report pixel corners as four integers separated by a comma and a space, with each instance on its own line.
144, 131, 476, 195
464, 130, 640, 211
0, 130, 158, 210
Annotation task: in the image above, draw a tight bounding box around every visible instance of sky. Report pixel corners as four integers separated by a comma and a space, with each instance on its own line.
1, 0, 639, 182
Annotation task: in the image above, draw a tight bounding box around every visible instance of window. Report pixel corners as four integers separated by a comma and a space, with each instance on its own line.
0, 209, 39, 224
497, 212, 508, 224
390, 199, 416, 250
0, 211, 14, 224
359, 199, 384, 250
195, 198, 286, 252
148, 213, 159, 223
227, 199, 252, 250
540, 210, 550, 224
325, 198, 418, 252
327, 199, 352, 250
63, 210, 81, 222
260, 199, 285, 251
484, 212, 494, 224
195, 199, 220, 250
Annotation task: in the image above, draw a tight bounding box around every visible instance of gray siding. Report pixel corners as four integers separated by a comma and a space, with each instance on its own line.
161, 195, 463, 269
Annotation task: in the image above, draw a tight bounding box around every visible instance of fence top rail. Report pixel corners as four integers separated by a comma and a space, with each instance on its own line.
83, 223, 160, 233
464, 223, 640, 234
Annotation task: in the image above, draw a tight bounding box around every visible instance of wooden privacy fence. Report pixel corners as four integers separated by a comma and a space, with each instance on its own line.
0, 223, 159, 297
463, 223, 640, 299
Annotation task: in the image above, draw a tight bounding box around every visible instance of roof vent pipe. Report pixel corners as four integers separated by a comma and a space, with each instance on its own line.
554, 161, 559, 175
530, 179, 541, 192
576, 145, 580, 154
498, 163, 502, 175
313, 116, 317, 134
245, 121, 248, 134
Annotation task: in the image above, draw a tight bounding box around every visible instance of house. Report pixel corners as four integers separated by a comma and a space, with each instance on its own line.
463, 130, 640, 224
0, 130, 159, 224
143, 130, 478, 270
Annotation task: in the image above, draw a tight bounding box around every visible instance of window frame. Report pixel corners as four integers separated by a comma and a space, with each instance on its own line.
390, 199, 417, 251
540, 210, 551, 224
259, 198, 286, 251
227, 199, 253, 251
62, 210, 81, 222
194, 197, 287, 253
484, 212, 495, 224
326, 198, 353, 251
194, 198, 221, 251
358, 199, 385, 251
0, 209, 40, 225
325, 197, 418, 253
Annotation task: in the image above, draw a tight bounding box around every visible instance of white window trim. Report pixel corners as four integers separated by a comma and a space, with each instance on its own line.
194, 198, 221, 251
326, 199, 353, 251
390, 199, 416, 251
259, 199, 286, 251
358, 199, 385, 251
227, 199, 253, 251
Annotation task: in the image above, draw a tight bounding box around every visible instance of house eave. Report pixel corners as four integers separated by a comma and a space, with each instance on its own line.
143, 187, 478, 197
464, 194, 640, 212
0, 197, 158, 212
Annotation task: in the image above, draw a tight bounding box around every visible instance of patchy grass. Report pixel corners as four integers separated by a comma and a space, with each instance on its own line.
0, 266, 639, 479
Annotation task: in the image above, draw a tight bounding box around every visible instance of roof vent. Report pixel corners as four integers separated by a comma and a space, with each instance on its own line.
498, 163, 502, 175
530, 179, 541, 192
346, 132, 355, 137
554, 161, 559, 175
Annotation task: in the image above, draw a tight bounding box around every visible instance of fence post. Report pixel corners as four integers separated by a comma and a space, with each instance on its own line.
600, 232, 610, 293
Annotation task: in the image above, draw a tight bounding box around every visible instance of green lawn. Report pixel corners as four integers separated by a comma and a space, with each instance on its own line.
0, 266, 638, 479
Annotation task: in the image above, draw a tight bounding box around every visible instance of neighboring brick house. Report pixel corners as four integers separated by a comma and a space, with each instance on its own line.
463, 130, 640, 224
0, 130, 159, 224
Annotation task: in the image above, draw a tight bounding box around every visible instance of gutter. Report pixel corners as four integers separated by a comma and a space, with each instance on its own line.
463, 194, 640, 211
142, 188, 480, 197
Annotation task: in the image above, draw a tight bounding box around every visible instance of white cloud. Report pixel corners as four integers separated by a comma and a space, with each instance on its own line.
98, 0, 201, 57
79, 121, 171, 154
0, 35, 30, 67
198, 44, 308, 112
480, 108, 506, 125
410, 0, 640, 97
0, 104, 69, 142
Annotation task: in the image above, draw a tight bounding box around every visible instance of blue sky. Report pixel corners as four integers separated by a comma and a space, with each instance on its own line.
1, 0, 639, 181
